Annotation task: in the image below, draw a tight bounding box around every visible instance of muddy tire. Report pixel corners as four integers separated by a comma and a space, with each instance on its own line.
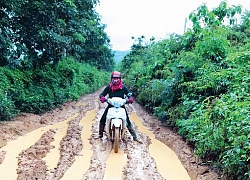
114, 128, 120, 153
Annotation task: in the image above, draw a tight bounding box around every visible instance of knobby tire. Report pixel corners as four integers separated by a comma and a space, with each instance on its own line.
114, 128, 120, 153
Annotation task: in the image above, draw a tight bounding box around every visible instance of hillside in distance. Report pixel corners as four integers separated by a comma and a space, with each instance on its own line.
114, 50, 130, 64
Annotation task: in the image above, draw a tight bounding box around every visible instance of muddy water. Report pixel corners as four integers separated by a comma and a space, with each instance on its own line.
130, 112, 191, 180
104, 149, 127, 180
43, 113, 80, 173
61, 110, 97, 179
0, 113, 79, 180
102, 111, 191, 180
0, 108, 190, 180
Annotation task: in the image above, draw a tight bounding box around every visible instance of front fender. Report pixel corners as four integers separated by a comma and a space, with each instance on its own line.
111, 118, 123, 128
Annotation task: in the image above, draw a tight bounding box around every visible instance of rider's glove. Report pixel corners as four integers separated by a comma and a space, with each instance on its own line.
100, 96, 106, 103
128, 97, 133, 103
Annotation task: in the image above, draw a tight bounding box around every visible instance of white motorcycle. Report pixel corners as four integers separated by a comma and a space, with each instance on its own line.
105, 97, 128, 153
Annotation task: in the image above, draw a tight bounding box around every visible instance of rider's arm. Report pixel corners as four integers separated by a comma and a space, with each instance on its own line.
123, 85, 132, 97
123, 85, 134, 104
99, 85, 109, 98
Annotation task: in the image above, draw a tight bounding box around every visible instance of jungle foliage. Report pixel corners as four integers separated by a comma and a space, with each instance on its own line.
119, 1, 250, 179
0, 57, 109, 120
0, 0, 114, 71
0, 0, 113, 120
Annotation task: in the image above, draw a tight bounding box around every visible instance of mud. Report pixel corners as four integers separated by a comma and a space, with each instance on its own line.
0, 88, 220, 180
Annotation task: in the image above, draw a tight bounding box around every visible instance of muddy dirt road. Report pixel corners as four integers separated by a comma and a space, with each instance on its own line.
0, 88, 220, 180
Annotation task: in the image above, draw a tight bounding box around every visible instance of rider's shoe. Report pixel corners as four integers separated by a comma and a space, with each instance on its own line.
93, 134, 102, 140
133, 137, 143, 144
98, 124, 105, 139
98, 134, 103, 138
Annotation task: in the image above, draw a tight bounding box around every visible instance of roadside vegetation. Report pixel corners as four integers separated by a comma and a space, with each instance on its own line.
0, 0, 249, 179
0, 0, 112, 120
118, 2, 250, 179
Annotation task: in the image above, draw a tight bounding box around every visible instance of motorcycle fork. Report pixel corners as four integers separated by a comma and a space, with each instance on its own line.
111, 125, 121, 140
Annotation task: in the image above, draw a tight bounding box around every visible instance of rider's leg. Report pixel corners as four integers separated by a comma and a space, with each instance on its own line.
98, 107, 109, 138
127, 123, 142, 143
98, 124, 105, 138
125, 109, 142, 143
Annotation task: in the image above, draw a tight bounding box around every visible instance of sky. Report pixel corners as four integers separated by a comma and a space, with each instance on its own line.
95, 0, 250, 51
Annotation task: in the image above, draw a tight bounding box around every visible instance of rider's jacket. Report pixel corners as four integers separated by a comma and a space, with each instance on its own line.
99, 85, 132, 99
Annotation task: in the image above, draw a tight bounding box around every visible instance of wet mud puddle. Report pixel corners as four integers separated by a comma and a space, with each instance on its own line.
131, 112, 191, 180
0, 108, 190, 180
103, 111, 190, 180
104, 149, 127, 180
0, 113, 79, 179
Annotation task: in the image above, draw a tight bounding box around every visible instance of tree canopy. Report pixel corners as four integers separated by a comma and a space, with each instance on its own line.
0, 0, 114, 70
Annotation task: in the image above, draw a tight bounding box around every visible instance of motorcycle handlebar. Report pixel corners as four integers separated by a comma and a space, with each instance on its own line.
105, 98, 130, 107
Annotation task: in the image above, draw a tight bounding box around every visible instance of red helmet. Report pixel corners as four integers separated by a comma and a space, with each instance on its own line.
111, 71, 122, 85
111, 71, 122, 79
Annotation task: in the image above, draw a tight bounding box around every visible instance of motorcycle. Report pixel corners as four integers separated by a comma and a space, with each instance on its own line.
105, 97, 128, 153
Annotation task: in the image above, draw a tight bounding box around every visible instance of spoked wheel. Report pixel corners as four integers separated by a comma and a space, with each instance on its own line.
113, 127, 120, 153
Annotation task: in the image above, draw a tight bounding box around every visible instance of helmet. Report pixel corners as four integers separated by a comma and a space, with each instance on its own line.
111, 71, 122, 85
111, 71, 122, 79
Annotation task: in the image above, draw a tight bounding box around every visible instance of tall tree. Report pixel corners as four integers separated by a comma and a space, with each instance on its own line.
0, 0, 114, 70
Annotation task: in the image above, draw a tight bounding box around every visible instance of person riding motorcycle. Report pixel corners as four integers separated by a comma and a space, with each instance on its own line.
98, 71, 142, 143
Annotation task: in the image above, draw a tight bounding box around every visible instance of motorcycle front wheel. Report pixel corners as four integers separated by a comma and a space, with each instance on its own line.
113, 127, 120, 153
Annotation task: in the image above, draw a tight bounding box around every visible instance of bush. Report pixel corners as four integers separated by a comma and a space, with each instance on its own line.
0, 57, 109, 119
0, 92, 19, 121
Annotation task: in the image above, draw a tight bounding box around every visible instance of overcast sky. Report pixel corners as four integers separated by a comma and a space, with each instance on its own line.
95, 0, 250, 51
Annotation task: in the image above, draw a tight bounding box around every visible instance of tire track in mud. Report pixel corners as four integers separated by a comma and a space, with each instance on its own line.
50, 98, 99, 179
43, 114, 79, 175
0, 93, 98, 179
82, 104, 113, 180
61, 108, 98, 180
85, 99, 190, 180
17, 129, 56, 179
51, 117, 84, 179
127, 111, 190, 180
0, 112, 79, 180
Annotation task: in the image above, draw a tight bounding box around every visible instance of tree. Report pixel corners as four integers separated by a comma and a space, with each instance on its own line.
188, 1, 242, 62
0, 0, 114, 70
